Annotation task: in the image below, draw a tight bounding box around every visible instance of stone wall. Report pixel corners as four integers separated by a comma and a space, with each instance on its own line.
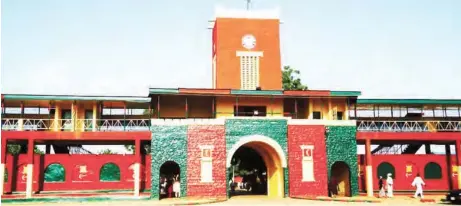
287, 125, 328, 197
325, 126, 358, 196
151, 125, 188, 199
187, 125, 227, 197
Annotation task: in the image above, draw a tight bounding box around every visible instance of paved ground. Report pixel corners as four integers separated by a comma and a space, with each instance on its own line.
2, 196, 450, 206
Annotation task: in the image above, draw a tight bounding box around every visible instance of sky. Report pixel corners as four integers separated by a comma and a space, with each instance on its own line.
1, 0, 461, 99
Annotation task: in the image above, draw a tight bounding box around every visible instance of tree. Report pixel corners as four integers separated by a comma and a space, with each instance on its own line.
124, 144, 151, 154
98, 149, 118, 155
7, 144, 43, 155
282, 66, 308, 90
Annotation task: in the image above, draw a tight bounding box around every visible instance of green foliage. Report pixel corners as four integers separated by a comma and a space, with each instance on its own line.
282, 65, 308, 90
99, 163, 121, 181
44, 163, 65, 182
124, 144, 151, 153
7, 144, 43, 155
98, 149, 118, 155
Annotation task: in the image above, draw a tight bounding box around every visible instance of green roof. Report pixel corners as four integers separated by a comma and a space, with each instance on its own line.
330, 91, 361, 97
149, 88, 179, 94
230, 90, 283, 96
2, 94, 151, 103
357, 99, 461, 105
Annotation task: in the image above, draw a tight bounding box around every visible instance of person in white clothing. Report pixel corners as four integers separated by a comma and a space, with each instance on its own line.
386, 173, 393, 197
412, 173, 425, 199
173, 174, 181, 198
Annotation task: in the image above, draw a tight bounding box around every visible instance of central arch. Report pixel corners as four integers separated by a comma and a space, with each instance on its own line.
227, 135, 286, 198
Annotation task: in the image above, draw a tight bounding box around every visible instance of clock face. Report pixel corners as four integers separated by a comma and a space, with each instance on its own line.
242, 34, 256, 49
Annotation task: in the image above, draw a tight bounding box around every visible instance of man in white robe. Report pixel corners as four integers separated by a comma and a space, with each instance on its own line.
412, 173, 425, 199
386, 173, 393, 197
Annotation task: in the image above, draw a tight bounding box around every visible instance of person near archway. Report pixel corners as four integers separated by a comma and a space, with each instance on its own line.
378, 176, 385, 198
386, 173, 393, 197
328, 177, 339, 198
411, 173, 425, 199
173, 174, 180, 198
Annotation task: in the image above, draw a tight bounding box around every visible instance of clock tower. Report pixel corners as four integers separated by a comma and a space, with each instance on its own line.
211, 7, 282, 90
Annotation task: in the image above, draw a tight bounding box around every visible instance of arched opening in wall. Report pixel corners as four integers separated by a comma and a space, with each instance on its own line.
44, 163, 65, 182
330, 161, 351, 197
228, 137, 285, 198
159, 161, 180, 199
424, 162, 442, 179
377, 162, 395, 180
99, 163, 120, 182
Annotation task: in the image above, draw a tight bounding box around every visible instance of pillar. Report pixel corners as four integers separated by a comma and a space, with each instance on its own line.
456, 140, 461, 189
308, 98, 313, 119
0, 138, 7, 195
92, 102, 97, 132
344, 99, 349, 120
365, 139, 373, 197
54, 105, 61, 131
446, 144, 454, 190
134, 139, 141, 197
328, 98, 332, 120
26, 139, 34, 198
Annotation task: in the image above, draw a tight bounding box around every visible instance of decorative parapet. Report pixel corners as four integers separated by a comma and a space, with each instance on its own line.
288, 119, 356, 126
150, 118, 225, 126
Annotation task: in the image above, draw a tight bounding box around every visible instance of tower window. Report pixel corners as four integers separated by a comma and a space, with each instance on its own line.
237, 51, 263, 90
313, 111, 321, 119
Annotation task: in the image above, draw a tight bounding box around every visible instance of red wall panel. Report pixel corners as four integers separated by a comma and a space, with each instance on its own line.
3, 154, 152, 193
357, 154, 457, 191
287, 125, 328, 197
187, 125, 226, 197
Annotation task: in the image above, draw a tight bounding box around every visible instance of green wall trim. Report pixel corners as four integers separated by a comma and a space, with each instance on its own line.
149, 88, 180, 94
330, 91, 361, 97
150, 125, 187, 199
326, 126, 359, 196
357, 98, 461, 105
2, 94, 151, 102
230, 90, 284, 96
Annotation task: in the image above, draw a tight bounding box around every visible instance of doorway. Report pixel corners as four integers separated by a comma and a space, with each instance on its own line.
159, 161, 180, 199
330, 161, 351, 197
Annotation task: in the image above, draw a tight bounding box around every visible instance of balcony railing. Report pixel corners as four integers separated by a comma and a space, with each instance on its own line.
1, 118, 151, 131
357, 120, 461, 132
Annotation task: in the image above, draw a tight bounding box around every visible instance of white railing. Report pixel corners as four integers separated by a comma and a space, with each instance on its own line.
357, 120, 461, 132
1, 118, 151, 131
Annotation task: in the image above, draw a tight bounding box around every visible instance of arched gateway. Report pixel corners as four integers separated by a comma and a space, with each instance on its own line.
227, 135, 287, 198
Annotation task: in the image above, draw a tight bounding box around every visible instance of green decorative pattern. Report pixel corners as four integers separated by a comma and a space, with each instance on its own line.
225, 119, 287, 153
44, 163, 65, 182
150, 125, 187, 199
326, 126, 358, 196
99, 163, 120, 182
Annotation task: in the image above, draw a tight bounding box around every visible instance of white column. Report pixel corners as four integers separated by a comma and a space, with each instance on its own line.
92, 103, 97, 132
25, 164, 33, 198
133, 163, 140, 197
366, 165, 373, 197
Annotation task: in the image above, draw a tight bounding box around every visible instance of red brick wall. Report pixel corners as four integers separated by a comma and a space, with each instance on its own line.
287, 125, 328, 197
357, 154, 457, 191
3, 154, 151, 193
187, 125, 226, 197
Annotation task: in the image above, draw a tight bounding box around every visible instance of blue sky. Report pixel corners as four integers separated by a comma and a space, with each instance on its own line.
2, 0, 460, 98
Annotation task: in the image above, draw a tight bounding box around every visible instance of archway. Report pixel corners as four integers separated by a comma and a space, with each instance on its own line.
331, 161, 351, 197
159, 161, 180, 199
227, 135, 286, 198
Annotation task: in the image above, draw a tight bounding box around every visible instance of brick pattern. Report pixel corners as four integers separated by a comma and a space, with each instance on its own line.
150, 125, 188, 199
287, 125, 328, 197
326, 126, 358, 196
225, 119, 288, 197
187, 125, 227, 197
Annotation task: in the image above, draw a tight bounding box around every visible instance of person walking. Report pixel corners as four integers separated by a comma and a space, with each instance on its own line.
386, 173, 393, 197
378, 176, 385, 198
173, 174, 181, 198
412, 173, 425, 199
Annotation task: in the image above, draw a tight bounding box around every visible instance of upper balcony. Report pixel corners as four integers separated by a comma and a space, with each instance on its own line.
1, 94, 151, 132
353, 99, 461, 132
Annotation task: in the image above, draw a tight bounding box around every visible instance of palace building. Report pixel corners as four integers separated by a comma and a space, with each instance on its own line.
1, 6, 461, 199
